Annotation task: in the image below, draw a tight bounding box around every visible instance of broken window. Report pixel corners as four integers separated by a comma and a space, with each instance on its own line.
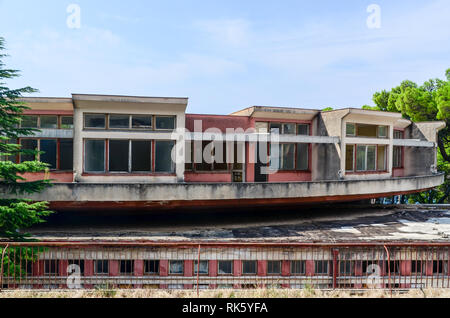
59, 139, 73, 171
155, 141, 175, 173
267, 261, 281, 275
291, 261, 306, 275
218, 261, 233, 275
109, 140, 129, 172
94, 260, 109, 275
132, 115, 152, 129
155, 116, 175, 130
242, 261, 257, 275
40, 139, 57, 169
144, 260, 160, 275
109, 115, 130, 129
84, 114, 106, 129
194, 261, 209, 275
84, 140, 105, 172
169, 260, 184, 275
131, 140, 151, 172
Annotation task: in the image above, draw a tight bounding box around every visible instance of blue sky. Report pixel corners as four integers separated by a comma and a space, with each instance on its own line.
0, 0, 449, 114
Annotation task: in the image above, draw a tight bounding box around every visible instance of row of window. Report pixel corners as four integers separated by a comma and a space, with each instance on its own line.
346, 145, 387, 172
255, 122, 310, 135
84, 114, 176, 131
34, 259, 450, 276
346, 123, 389, 139
19, 139, 73, 170
84, 139, 175, 174
21, 115, 73, 129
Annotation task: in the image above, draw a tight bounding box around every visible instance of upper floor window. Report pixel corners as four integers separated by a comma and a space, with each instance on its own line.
20, 115, 73, 129
394, 130, 404, 139
346, 144, 387, 172
267, 122, 310, 135
346, 123, 389, 139
83, 114, 175, 131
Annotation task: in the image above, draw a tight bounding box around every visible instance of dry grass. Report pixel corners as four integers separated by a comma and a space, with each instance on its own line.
0, 288, 448, 298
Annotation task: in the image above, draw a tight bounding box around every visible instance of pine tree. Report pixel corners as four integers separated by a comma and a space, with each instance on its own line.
0, 37, 54, 241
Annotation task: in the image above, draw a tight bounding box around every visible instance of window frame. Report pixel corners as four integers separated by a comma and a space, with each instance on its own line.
242, 260, 258, 275
94, 260, 109, 275
144, 260, 160, 275
290, 261, 306, 276
169, 260, 184, 275
267, 261, 282, 275
83, 139, 106, 173
84, 113, 107, 130
217, 260, 233, 276
155, 116, 176, 131
18, 138, 73, 171
347, 144, 388, 173
193, 260, 209, 276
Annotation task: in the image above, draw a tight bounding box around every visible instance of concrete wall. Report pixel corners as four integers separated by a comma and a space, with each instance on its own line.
404, 123, 436, 177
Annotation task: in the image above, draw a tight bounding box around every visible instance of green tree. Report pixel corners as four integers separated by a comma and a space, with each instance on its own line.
372, 68, 450, 203
0, 37, 53, 241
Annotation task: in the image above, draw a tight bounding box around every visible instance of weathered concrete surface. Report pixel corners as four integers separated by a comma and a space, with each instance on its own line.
26, 205, 450, 243
0, 174, 443, 209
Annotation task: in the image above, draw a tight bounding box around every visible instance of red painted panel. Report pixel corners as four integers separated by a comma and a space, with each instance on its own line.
393, 168, 405, 178
184, 172, 232, 183
209, 260, 218, 277
59, 260, 68, 276
159, 260, 169, 277
400, 260, 411, 276
257, 260, 267, 277
305, 260, 314, 276
425, 261, 433, 276
281, 261, 290, 277
134, 260, 144, 276
109, 260, 119, 276
186, 114, 253, 133
233, 260, 242, 277
268, 171, 312, 182
184, 260, 194, 277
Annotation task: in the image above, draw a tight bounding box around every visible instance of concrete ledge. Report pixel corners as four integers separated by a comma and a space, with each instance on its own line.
0, 174, 444, 210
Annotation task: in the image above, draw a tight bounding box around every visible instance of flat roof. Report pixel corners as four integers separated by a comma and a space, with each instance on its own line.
26, 205, 450, 243
72, 93, 188, 104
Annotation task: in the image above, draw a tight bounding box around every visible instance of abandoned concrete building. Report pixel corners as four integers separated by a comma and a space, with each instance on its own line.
0, 94, 448, 291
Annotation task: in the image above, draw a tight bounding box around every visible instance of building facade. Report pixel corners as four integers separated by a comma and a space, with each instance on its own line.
4, 94, 445, 210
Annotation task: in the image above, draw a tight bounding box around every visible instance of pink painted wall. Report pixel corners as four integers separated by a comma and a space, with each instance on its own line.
184, 172, 232, 183
393, 168, 405, 178
186, 114, 253, 133
20, 172, 73, 183
268, 171, 312, 182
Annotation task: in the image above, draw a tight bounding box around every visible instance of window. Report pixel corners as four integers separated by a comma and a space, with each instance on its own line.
298, 124, 309, 136
144, 260, 160, 275
356, 145, 376, 171
385, 261, 400, 274
357, 124, 378, 138
346, 145, 354, 171
44, 260, 59, 275
282, 123, 296, 135
84, 114, 106, 129
169, 260, 184, 275
255, 122, 269, 133
20, 139, 37, 162
194, 261, 209, 275
433, 261, 447, 274
242, 261, 257, 275
84, 140, 105, 172
377, 145, 387, 171
314, 261, 330, 275
109, 115, 130, 129
267, 261, 281, 275
155, 141, 175, 173
271, 143, 309, 171
291, 261, 306, 275
296, 144, 309, 170
120, 260, 134, 275
40, 116, 58, 129
60, 139, 73, 171
132, 141, 152, 172
393, 147, 402, 168
218, 261, 233, 275
346, 123, 356, 137
394, 130, 404, 139
411, 260, 425, 274
109, 140, 129, 172
155, 116, 175, 130
132, 115, 152, 129
68, 260, 85, 275
61, 116, 74, 129
270, 123, 282, 134
21, 116, 38, 128
378, 126, 388, 138
339, 261, 355, 275
94, 260, 109, 275
40, 140, 57, 169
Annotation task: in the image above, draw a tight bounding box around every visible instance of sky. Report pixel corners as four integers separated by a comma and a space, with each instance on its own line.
0, 0, 449, 114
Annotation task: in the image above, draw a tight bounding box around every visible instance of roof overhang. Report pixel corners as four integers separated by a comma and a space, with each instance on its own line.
231, 106, 319, 121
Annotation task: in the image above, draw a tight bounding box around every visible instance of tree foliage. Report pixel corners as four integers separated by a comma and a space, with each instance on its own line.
0, 37, 53, 241
371, 68, 450, 203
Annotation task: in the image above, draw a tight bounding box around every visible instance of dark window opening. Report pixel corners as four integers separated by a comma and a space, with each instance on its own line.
109, 115, 130, 129
21, 116, 38, 128
20, 139, 37, 162
194, 261, 209, 275
84, 114, 106, 129
44, 260, 59, 275
120, 260, 134, 275
169, 260, 184, 275
84, 140, 105, 172
132, 115, 152, 129
155, 141, 175, 173
109, 140, 129, 172
59, 139, 73, 171
242, 261, 257, 275
94, 260, 109, 275
68, 260, 85, 275
132, 141, 151, 172
144, 260, 160, 275
40, 139, 57, 169
315, 261, 330, 275
267, 261, 281, 275
40, 116, 58, 129
291, 261, 306, 275
61, 116, 74, 129
218, 261, 233, 275
155, 116, 175, 130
